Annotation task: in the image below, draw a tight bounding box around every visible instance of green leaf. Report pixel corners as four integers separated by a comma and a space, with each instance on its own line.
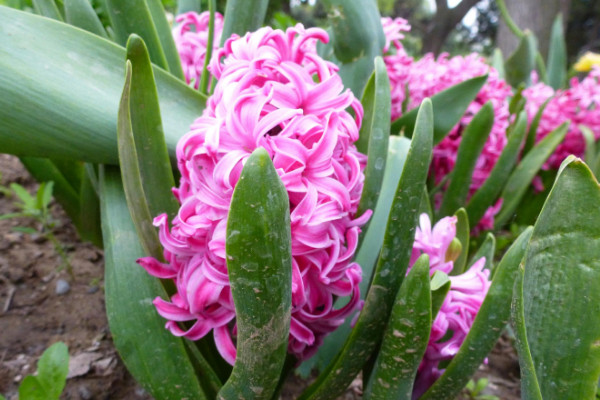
78, 169, 103, 247
391, 75, 487, 145
10, 183, 36, 209
297, 136, 411, 378
491, 48, 505, 80
100, 166, 209, 400
33, 0, 63, 20
18, 376, 47, 400
299, 99, 433, 400
125, 34, 179, 219
581, 124, 596, 168
469, 232, 495, 272
145, 0, 185, 80
511, 264, 542, 400
494, 122, 568, 228
218, 148, 292, 400
117, 61, 164, 260
504, 31, 537, 87
421, 227, 534, 400
547, 14, 567, 90
12, 226, 39, 234
64, 0, 108, 38
104, 0, 169, 71
430, 271, 450, 319
466, 111, 528, 227
0, 7, 206, 163
199, 0, 216, 95
438, 102, 494, 218
221, 0, 268, 42
36, 342, 69, 399
535, 52, 548, 84
177, 0, 201, 14
520, 157, 600, 399
356, 56, 391, 220
523, 97, 550, 156
363, 255, 432, 400
451, 208, 469, 276
19, 157, 81, 227
40, 181, 54, 210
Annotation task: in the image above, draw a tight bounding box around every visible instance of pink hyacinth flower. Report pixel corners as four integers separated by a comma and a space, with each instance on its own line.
139, 24, 370, 364
172, 11, 224, 89
523, 69, 600, 171
408, 214, 491, 396
382, 19, 511, 231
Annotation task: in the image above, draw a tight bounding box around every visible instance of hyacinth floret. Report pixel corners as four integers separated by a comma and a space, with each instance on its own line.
523, 69, 600, 171
409, 214, 491, 396
139, 24, 370, 364
172, 11, 224, 89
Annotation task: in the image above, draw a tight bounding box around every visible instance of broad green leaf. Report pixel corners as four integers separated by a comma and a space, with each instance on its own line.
18, 376, 47, 400
469, 233, 495, 272
177, 0, 201, 14
100, 166, 209, 400
521, 157, 600, 399
64, 0, 108, 38
547, 14, 567, 90
33, 0, 62, 20
320, 0, 384, 96
117, 61, 164, 260
523, 97, 550, 156
508, 84, 525, 116
299, 100, 433, 400
19, 157, 82, 228
491, 48, 505, 80
504, 31, 537, 87
421, 227, 534, 400
221, 0, 268, 41
78, 170, 103, 247
466, 111, 528, 227
420, 185, 433, 219
451, 208, 469, 276
391, 75, 487, 145
36, 342, 69, 399
126, 35, 179, 219
438, 102, 494, 218
0, 7, 206, 163
363, 255, 431, 400
511, 265, 542, 400
104, 0, 169, 71
218, 148, 292, 400
356, 56, 391, 219
494, 122, 568, 228
296, 136, 411, 378
146, 0, 185, 80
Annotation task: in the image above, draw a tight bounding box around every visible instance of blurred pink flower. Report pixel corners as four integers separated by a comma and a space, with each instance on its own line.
382, 20, 511, 230
172, 11, 224, 89
139, 24, 369, 364
523, 69, 600, 170
408, 214, 491, 396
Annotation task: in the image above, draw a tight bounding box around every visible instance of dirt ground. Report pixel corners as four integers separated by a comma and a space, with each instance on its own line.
0, 154, 520, 400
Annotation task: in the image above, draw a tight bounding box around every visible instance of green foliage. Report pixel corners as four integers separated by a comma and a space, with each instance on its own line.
464, 378, 500, 400
16, 342, 69, 400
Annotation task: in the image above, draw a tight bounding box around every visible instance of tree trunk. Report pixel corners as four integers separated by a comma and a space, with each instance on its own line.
497, 0, 571, 60
422, 0, 482, 54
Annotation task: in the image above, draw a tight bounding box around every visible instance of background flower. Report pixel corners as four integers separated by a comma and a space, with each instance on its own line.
140, 24, 369, 364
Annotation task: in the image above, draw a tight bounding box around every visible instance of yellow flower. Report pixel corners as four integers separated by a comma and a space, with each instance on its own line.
574, 52, 600, 72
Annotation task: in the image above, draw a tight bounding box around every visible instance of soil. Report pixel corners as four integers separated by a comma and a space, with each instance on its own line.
0, 154, 520, 400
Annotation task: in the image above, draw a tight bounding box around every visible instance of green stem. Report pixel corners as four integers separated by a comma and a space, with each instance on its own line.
496, 0, 524, 38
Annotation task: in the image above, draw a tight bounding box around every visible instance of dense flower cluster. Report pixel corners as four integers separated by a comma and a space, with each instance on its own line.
381, 17, 413, 120
140, 24, 370, 364
409, 214, 491, 396
382, 18, 512, 231
523, 69, 600, 170
172, 11, 224, 88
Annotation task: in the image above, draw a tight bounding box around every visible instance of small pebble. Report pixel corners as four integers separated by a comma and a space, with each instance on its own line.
78, 385, 93, 400
55, 279, 70, 295
87, 286, 99, 294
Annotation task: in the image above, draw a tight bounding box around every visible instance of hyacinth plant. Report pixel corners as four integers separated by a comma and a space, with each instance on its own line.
1, 0, 600, 399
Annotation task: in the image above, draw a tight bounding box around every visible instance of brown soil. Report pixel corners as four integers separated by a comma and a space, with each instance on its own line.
0, 154, 520, 400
